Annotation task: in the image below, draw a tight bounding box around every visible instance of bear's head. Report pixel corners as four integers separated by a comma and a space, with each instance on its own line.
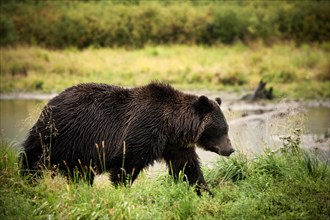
194, 96, 235, 156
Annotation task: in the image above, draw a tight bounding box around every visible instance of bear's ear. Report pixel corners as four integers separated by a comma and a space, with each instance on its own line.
215, 97, 222, 106
194, 96, 214, 115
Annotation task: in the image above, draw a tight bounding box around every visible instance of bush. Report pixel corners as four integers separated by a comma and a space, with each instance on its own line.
1, 1, 329, 48
205, 8, 250, 44
0, 14, 17, 45
277, 1, 330, 43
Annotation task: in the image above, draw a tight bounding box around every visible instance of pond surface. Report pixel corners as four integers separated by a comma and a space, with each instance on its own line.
0, 98, 329, 166
0, 100, 47, 145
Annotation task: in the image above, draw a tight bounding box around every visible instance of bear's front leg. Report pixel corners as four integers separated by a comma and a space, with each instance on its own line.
163, 147, 212, 196
109, 166, 142, 187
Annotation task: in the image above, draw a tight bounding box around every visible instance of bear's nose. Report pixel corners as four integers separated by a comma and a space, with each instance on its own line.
221, 148, 235, 157
228, 148, 235, 155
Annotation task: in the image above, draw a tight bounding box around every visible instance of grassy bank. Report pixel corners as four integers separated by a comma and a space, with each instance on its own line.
1, 43, 329, 99
1, 135, 329, 219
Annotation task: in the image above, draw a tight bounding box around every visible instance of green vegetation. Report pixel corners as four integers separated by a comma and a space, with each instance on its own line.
1, 44, 329, 98
1, 1, 329, 48
1, 132, 329, 219
1, 1, 329, 99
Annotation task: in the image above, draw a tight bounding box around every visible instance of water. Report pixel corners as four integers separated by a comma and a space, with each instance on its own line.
0, 99, 329, 164
305, 107, 330, 135
0, 100, 46, 145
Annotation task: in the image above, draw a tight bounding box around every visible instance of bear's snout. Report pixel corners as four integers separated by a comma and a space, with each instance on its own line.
218, 135, 235, 157
220, 148, 235, 157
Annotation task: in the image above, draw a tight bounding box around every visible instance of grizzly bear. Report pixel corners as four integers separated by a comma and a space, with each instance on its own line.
20, 82, 234, 195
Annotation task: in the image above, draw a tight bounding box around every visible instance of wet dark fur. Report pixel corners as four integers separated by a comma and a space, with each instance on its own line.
20, 82, 233, 195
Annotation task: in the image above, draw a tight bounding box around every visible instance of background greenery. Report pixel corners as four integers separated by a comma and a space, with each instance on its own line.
0, 0, 329, 98
1, 44, 329, 98
1, 0, 329, 48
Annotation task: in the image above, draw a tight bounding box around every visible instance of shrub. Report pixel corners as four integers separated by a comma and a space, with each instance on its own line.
205, 8, 249, 44
0, 14, 17, 45
1, 1, 329, 48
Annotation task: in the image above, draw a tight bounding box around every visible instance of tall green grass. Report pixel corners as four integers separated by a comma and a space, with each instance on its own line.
1, 133, 329, 219
1, 0, 329, 48
1, 44, 329, 98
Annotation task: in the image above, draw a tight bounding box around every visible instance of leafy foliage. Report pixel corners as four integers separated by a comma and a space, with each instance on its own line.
1, 0, 329, 48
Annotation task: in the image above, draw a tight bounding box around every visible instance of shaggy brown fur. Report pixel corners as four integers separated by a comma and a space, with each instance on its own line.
20, 82, 234, 195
